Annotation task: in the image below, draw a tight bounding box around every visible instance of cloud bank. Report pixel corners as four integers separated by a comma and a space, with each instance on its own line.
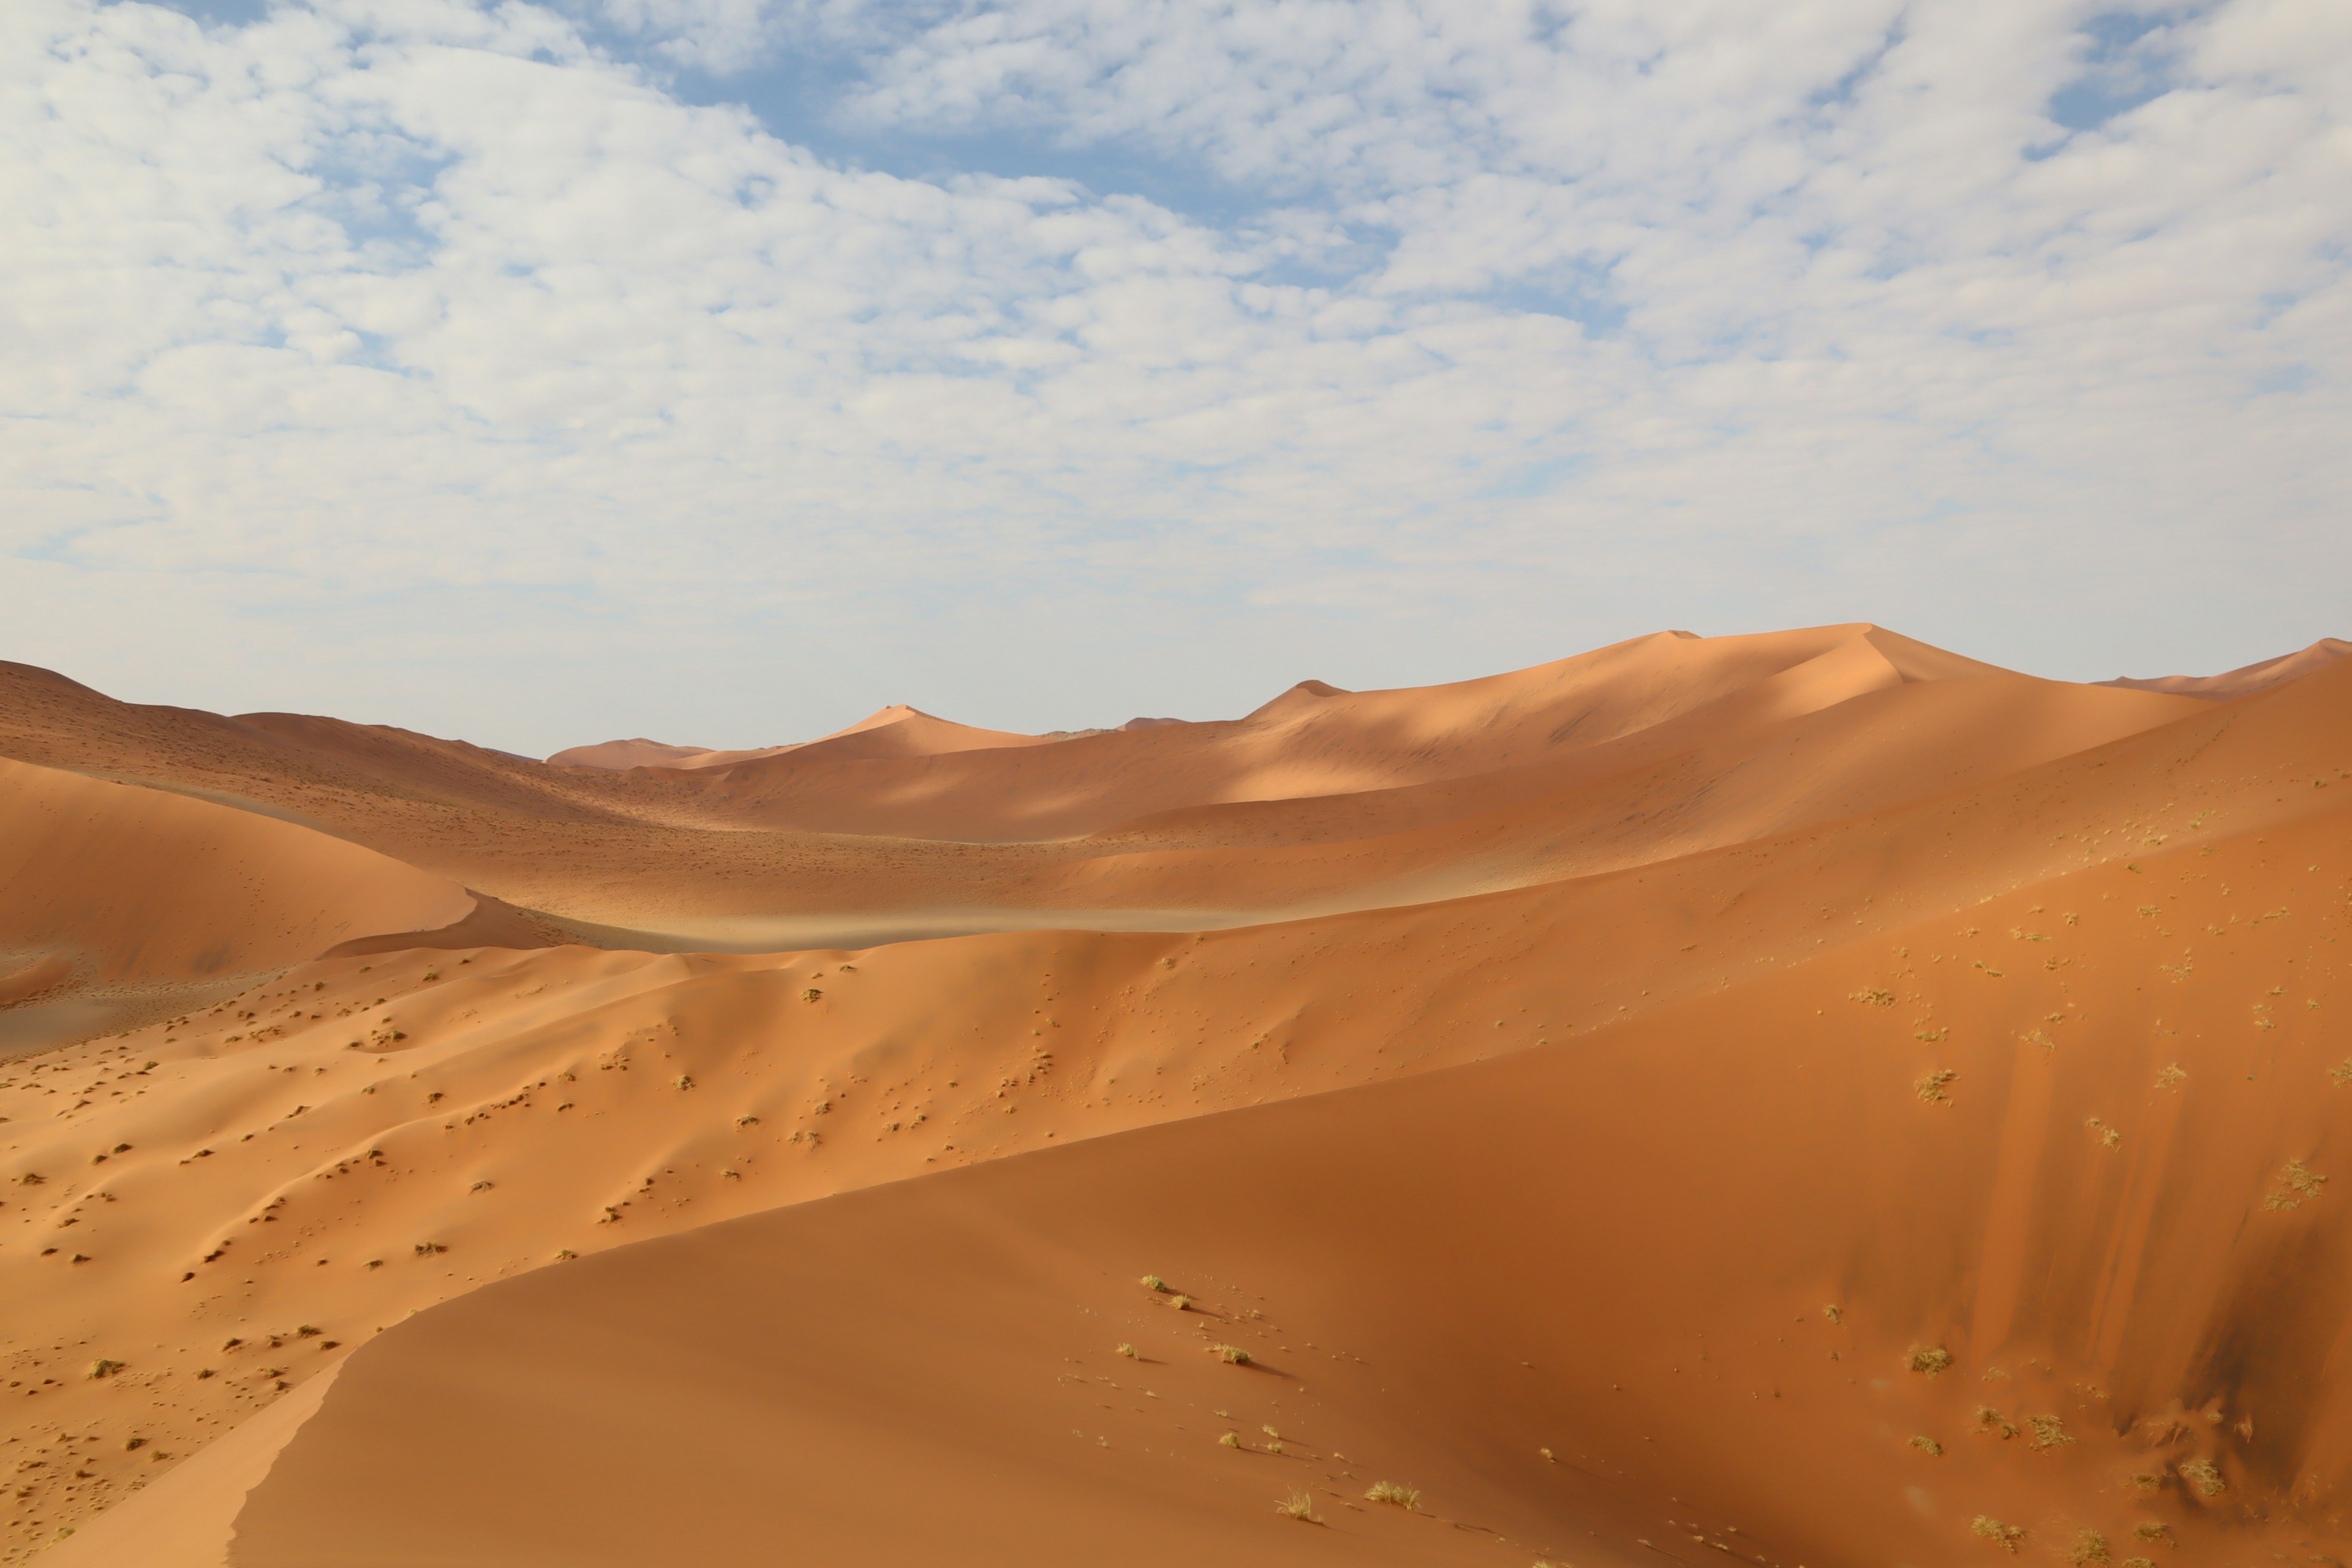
4, 0, 2345, 750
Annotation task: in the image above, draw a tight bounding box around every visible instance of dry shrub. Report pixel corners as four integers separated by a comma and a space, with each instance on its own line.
1907, 1344, 1953, 1376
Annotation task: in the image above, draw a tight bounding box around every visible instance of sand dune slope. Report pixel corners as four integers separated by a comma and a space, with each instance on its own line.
0, 758, 472, 1054
0, 630, 2213, 951
673, 625, 2016, 840
2103, 637, 2350, 699
220, 797, 2352, 1567
10, 644, 2347, 1562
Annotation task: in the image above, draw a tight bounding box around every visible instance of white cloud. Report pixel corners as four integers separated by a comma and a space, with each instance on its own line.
0, 0, 2345, 750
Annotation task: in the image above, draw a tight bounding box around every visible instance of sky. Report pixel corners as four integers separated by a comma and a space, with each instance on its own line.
4, 0, 2346, 754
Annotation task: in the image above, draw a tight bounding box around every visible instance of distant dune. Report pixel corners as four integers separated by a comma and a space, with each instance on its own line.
4, 627, 2348, 1568
2101, 635, 2349, 698
546, 703, 1058, 771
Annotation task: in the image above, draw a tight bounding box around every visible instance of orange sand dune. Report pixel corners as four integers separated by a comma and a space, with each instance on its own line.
1, 628, 2206, 954
2103, 636, 2351, 698
0, 758, 473, 1055
547, 703, 1058, 772
674, 625, 2022, 840
11, 635, 2348, 1562
541, 737, 733, 770
215, 799, 2352, 1567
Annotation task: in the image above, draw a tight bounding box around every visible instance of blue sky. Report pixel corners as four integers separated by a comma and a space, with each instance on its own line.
5, 0, 2346, 753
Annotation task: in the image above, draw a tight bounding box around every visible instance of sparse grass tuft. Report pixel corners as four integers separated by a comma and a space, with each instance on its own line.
2332, 1059, 2352, 1088
1212, 1344, 1253, 1364
2155, 1064, 2187, 1090
1170, 1294, 1193, 1311
2125, 1471, 2162, 1493
1973, 1405, 2020, 1439
1117, 1343, 1138, 1359
2265, 1159, 2328, 1210
2027, 1414, 2075, 1448
1917, 1069, 1958, 1103
801, 988, 821, 1002
1909, 1436, 1944, 1455
2130, 1521, 2171, 1545
2122, 1559, 2156, 1567
1907, 1344, 1953, 1376
85, 1359, 124, 1380
1140, 1274, 1166, 1291
2178, 1458, 2226, 1497
1972, 1516, 2025, 1552
2069, 1528, 2111, 1565
1365, 1480, 1420, 1509
1219, 1431, 1240, 1448
1276, 1490, 1319, 1521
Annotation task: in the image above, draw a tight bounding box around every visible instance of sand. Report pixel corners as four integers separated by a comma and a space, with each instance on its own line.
0, 626, 2346, 1565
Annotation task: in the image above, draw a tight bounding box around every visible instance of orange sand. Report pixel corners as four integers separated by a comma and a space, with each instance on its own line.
2, 627, 2346, 1566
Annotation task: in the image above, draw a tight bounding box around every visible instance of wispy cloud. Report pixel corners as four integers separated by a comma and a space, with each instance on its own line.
2, 0, 2345, 750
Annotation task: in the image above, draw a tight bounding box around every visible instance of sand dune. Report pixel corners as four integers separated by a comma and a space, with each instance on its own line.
4, 627, 2348, 1566
548, 703, 1060, 773
0, 758, 473, 1055
222, 798, 2352, 1567
0, 630, 2204, 951
2102, 636, 2351, 698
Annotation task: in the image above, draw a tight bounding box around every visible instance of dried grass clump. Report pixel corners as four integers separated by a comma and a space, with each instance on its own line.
2069, 1528, 2110, 1565
1916, 1069, 1958, 1103
1170, 1294, 1193, 1311
2027, 1414, 2075, 1449
1212, 1344, 1253, 1365
1972, 1404, 2019, 1438
1909, 1436, 1944, 1456
1116, 1343, 1138, 1359
2265, 1160, 2328, 1210
1139, 1274, 1166, 1291
1365, 1480, 1420, 1509
1972, 1516, 2025, 1552
1219, 1431, 1240, 1448
1907, 1344, 1953, 1376
2178, 1458, 2226, 1497
2130, 1521, 2171, 1545
1275, 1490, 1319, 1522
85, 1359, 125, 1380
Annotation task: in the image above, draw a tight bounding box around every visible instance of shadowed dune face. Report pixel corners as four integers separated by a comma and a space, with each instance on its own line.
4, 627, 2348, 1567
0, 758, 473, 1054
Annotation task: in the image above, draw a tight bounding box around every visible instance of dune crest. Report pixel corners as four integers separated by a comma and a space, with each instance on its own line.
2101, 636, 2351, 698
